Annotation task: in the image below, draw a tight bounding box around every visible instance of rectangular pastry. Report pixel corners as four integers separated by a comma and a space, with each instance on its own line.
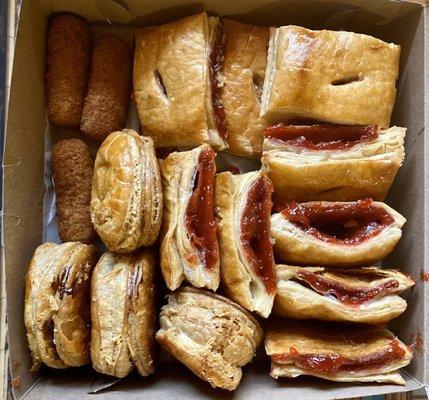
262, 125, 405, 202
265, 320, 412, 385
261, 26, 400, 128
274, 265, 414, 324
134, 13, 227, 150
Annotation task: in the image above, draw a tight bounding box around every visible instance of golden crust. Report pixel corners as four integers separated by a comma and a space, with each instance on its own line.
90, 129, 163, 253
261, 26, 400, 128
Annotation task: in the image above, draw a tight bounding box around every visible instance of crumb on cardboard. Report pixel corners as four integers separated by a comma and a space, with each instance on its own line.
12, 376, 21, 388
420, 270, 429, 282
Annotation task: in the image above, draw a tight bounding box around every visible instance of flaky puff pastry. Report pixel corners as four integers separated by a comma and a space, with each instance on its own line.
91, 250, 158, 378
24, 242, 96, 370
215, 171, 276, 318
265, 320, 412, 384
262, 126, 405, 202
91, 129, 162, 253
221, 19, 269, 157
160, 144, 219, 291
274, 265, 414, 324
261, 26, 400, 128
156, 287, 262, 391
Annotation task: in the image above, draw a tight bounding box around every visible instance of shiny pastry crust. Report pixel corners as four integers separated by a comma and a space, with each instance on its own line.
261, 26, 400, 128
271, 201, 405, 266
160, 144, 219, 291
133, 13, 226, 150
156, 287, 262, 391
215, 171, 275, 317
24, 242, 96, 370
262, 126, 405, 202
90, 129, 163, 253
221, 19, 269, 157
274, 265, 414, 324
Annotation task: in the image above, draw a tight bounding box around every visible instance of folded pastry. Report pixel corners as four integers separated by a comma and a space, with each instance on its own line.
91, 250, 158, 378
262, 125, 405, 202
90, 129, 162, 253
261, 26, 400, 128
156, 287, 262, 391
24, 242, 96, 370
160, 144, 219, 291
265, 320, 412, 384
134, 13, 227, 150
271, 199, 405, 266
215, 171, 276, 317
221, 19, 269, 157
274, 265, 415, 324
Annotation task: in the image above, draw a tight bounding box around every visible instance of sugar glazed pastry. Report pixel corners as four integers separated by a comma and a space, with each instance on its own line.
160, 144, 219, 291
271, 199, 405, 266
91, 250, 158, 378
262, 125, 405, 202
221, 19, 269, 157
265, 320, 412, 384
156, 287, 262, 390
261, 26, 400, 128
274, 265, 414, 324
215, 171, 276, 317
81, 35, 132, 142
24, 242, 96, 370
133, 13, 227, 150
45, 14, 91, 127
90, 129, 162, 253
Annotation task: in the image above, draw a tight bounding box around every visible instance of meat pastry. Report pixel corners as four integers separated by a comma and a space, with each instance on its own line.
274, 265, 415, 324
160, 144, 219, 291
265, 320, 412, 384
215, 171, 276, 317
271, 199, 405, 266
24, 242, 96, 370
90, 129, 162, 253
91, 250, 158, 378
156, 287, 262, 390
221, 19, 269, 157
133, 13, 227, 150
262, 125, 405, 202
261, 26, 400, 128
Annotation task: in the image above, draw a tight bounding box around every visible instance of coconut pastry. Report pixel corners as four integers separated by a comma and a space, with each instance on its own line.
261, 25, 400, 128
262, 125, 405, 202
160, 144, 219, 291
134, 13, 227, 150
221, 19, 269, 157
215, 171, 276, 317
90, 129, 162, 253
265, 320, 412, 385
156, 287, 262, 391
274, 265, 415, 324
271, 199, 405, 266
91, 250, 158, 378
24, 242, 96, 370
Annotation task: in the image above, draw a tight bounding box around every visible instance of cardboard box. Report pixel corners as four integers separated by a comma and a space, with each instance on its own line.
2, 0, 428, 398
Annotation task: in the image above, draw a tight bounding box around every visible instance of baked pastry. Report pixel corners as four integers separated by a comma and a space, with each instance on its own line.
271, 199, 405, 266
262, 125, 405, 202
261, 26, 400, 128
160, 144, 219, 291
45, 14, 91, 127
24, 242, 96, 370
274, 265, 414, 324
81, 35, 132, 142
265, 320, 412, 384
221, 19, 269, 157
156, 287, 262, 390
51, 138, 95, 243
215, 171, 276, 317
91, 250, 158, 378
133, 13, 227, 150
90, 129, 162, 253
